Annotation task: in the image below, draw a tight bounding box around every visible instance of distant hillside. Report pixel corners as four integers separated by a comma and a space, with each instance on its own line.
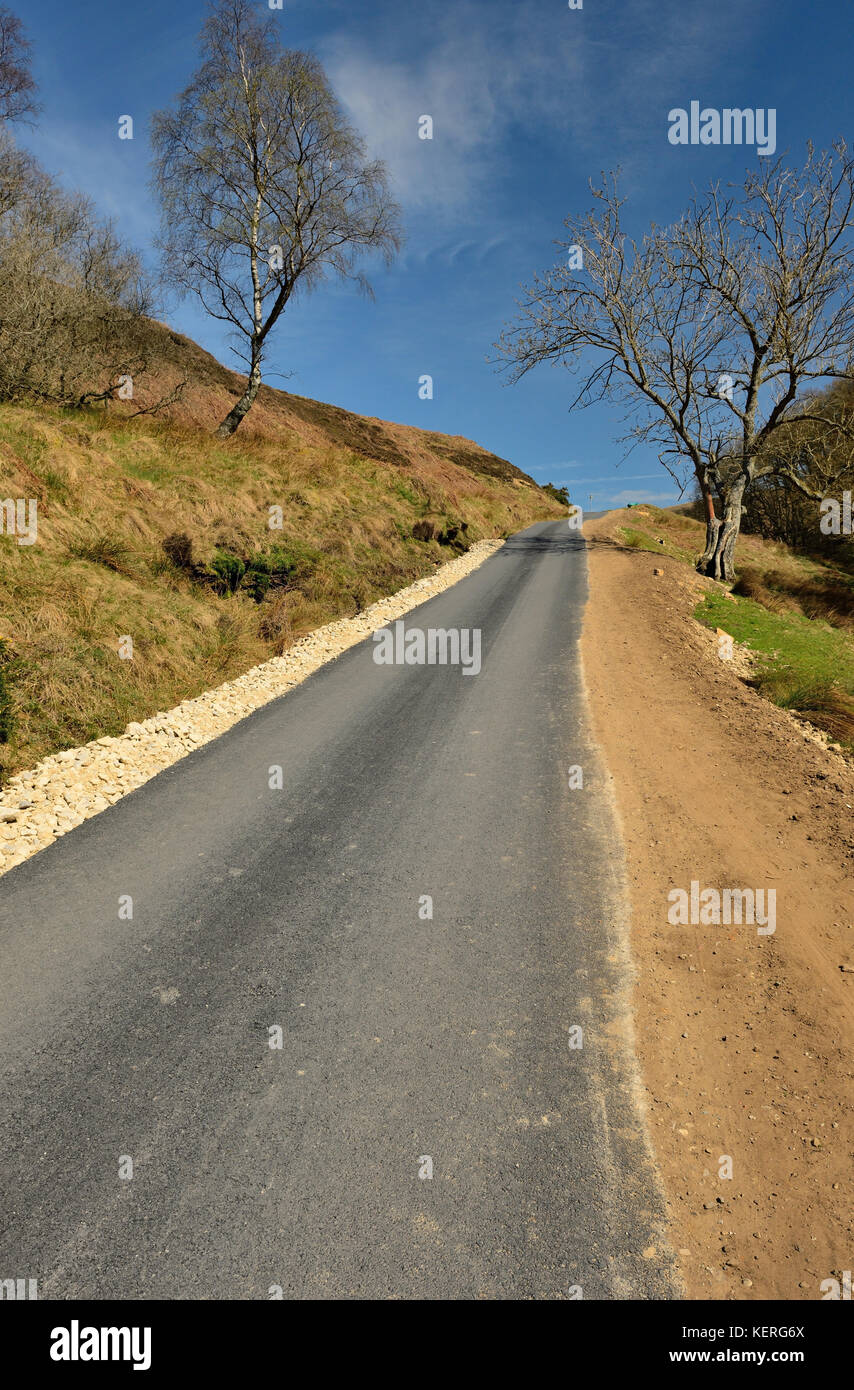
0, 324, 562, 779
127, 319, 537, 486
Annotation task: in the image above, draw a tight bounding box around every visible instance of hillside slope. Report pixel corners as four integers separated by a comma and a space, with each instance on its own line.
0, 327, 561, 780
117, 319, 538, 484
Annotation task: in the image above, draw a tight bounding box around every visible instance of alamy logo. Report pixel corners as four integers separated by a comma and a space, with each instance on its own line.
667, 881, 776, 935
50, 1321, 152, 1372
0, 498, 37, 546
821, 1271, 852, 1299
820, 491, 852, 535
372, 620, 481, 675
668, 103, 776, 157
0, 1277, 37, 1299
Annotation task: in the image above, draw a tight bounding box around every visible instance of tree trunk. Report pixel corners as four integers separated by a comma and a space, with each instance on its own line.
216, 359, 262, 438
696, 475, 747, 582
696, 468, 721, 572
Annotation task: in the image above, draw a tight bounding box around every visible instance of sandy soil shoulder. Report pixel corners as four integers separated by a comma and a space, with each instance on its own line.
581, 511, 854, 1300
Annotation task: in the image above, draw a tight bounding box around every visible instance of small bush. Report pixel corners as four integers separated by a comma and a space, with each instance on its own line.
543, 483, 570, 506
438, 520, 469, 551
244, 546, 295, 601
210, 550, 245, 595
245, 556, 272, 602
163, 531, 195, 569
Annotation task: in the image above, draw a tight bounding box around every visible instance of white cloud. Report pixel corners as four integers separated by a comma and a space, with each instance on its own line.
322, 0, 757, 216
322, 3, 585, 214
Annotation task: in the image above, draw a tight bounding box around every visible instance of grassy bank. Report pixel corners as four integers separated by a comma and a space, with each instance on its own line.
0, 401, 561, 780
617, 506, 854, 750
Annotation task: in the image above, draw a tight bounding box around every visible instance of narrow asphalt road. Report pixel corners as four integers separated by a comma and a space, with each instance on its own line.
0, 520, 675, 1300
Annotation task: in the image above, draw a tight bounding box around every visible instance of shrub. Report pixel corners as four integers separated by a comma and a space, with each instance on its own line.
543, 483, 570, 506
245, 546, 295, 601
163, 531, 195, 569
210, 549, 245, 595
244, 556, 272, 602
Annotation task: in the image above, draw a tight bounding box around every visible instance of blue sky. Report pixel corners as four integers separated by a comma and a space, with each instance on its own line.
18, 0, 854, 504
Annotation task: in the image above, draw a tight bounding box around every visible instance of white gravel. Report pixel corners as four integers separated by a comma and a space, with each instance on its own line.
0, 540, 504, 877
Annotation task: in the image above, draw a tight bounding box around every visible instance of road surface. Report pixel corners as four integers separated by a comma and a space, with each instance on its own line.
0, 519, 675, 1300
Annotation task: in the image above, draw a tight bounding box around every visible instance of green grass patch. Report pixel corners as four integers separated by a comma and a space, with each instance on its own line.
695, 590, 854, 747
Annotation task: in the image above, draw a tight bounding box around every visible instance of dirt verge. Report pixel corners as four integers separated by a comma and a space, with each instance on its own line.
581, 509, 854, 1300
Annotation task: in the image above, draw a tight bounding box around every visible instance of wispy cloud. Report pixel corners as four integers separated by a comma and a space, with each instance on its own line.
322, 2, 585, 214
322, 0, 759, 216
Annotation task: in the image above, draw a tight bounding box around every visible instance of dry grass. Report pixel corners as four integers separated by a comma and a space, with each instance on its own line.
757, 674, 854, 743
0, 400, 561, 779
732, 563, 854, 632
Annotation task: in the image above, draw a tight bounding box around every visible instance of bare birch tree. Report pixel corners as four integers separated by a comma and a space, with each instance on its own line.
151, 0, 401, 438
495, 144, 854, 580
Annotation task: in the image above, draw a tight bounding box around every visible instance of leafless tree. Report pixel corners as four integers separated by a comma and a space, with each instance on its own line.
738, 383, 854, 552
495, 145, 854, 580
0, 15, 167, 412
0, 7, 39, 125
151, 0, 402, 437
0, 129, 158, 406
